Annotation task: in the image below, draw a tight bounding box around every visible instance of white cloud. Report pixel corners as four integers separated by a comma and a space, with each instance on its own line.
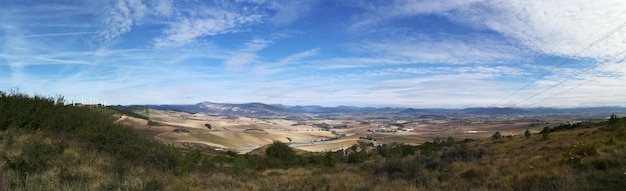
231, 72, 521, 108
347, 0, 626, 62
347, 0, 482, 31
476, 0, 626, 60
224, 39, 271, 68
381, 65, 526, 77
521, 73, 626, 107
23, 32, 99, 38
322, 35, 522, 69
278, 48, 317, 64
98, 0, 148, 43
268, 0, 319, 25
343, 0, 626, 107
153, 9, 263, 48
150, 0, 173, 16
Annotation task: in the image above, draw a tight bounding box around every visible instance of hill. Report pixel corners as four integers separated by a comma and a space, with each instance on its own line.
130, 102, 626, 119
1, 91, 625, 190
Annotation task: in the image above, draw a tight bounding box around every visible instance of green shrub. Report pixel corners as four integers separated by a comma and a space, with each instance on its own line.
492, 132, 502, 140
346, 149, 368, 164
266, 141, 301, 167
540, 126, 551, 140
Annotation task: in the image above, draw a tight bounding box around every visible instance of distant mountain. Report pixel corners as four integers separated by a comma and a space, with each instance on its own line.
128, 102, 626, 119
398, 108, 451, 115
144, 102, 291, 117
460, 107, 532, 115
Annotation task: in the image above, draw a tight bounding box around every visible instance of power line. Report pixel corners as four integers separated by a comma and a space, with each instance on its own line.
492, 21, 626, 107
517, 49, 626, 107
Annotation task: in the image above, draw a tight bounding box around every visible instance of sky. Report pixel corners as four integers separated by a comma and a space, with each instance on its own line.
1, 0, 626, 108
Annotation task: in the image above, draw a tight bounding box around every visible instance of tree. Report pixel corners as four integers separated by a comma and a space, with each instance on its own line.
204, 123, 211, 129
445, 136, 456, 146
609, 114, 624, 128
609, 114, 619, 124
540, 126, 551, 140
266, 141, 299, 166
524, 129, 531, 140
492, 132, 502, 140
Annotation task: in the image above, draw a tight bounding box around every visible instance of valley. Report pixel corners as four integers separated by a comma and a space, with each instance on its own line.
117, 106, 600, 153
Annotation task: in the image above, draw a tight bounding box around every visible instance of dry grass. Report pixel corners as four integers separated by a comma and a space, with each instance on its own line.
2, 110, 625, 190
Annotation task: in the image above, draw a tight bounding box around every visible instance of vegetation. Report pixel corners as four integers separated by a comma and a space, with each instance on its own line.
0, 91, 625, 190
540, 126, 552, 140
312, 123, 331, 130
491, 131, 502, 140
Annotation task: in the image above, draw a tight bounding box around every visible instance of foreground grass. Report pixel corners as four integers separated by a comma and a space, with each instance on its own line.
1, 91, 625, 190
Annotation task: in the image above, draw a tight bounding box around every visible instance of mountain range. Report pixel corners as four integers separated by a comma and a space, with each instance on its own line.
121, 101, 626, 119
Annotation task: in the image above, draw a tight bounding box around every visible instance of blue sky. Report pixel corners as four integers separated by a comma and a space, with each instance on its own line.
1, 0, 626, 108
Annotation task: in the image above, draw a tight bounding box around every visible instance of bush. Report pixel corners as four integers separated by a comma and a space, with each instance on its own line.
377, 144, 416, 159
440, 145, 487, 162
308, 151, 337, 168
492, 132, 502, 140
0, 91, 184, 173
567, 142, 597, 166
266, 141, 300, 167
346, 149, 368, 164
540, 126, 551, 140
524, 129, 531, 139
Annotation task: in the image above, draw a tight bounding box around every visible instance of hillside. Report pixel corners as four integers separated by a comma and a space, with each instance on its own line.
1, 92, 625, 190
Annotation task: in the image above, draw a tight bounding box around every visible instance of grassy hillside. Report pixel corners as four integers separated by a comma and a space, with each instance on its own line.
1, 91, 625, 190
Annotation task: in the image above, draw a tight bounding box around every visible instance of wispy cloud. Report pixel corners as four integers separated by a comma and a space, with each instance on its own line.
341, 0, 626, 107
315, 35, 523, 70
23, 32, 99, 38
278, 48, 317, 65
347, 0, 482, 32
148, 0, 173, 16
153, 3, 264, 48
98, 0, 148, 43
356, 36, 522, 64
469, 0, 626, 60
345, 0, 626, 62
224, 39, 271, 68
268, 0, 320, 25
375, 65, 527, 77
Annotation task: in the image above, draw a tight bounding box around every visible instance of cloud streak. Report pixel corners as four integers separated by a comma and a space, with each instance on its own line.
224, 39, 271, 68
268, 0, 320, 25
153, 3, 264, 48
98, 0, 148, 43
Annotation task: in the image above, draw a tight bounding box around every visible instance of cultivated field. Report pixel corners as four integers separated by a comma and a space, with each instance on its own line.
120, 109, 565, 152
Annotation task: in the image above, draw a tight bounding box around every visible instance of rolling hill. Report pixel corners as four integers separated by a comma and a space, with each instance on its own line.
128, 102, 626, 119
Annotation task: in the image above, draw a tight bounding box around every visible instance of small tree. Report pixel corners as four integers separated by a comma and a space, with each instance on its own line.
540, 126, 551, 140
266, 141, 299, 166
609, 114, 619, 124
492, 131, 502, 140
445, 136, 456, 146
524, 129, 531, 139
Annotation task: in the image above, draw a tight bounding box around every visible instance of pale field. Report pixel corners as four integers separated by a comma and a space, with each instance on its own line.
119, 109, 558, 153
